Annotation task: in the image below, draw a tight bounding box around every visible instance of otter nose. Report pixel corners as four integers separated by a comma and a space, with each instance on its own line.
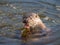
23, 20, 28, 24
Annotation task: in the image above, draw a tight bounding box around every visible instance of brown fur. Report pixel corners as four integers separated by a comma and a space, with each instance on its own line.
23, 12, 47, 30
22, 12, 50, 40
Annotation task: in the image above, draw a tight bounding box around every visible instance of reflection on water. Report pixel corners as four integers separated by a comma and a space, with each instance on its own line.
0, 0, 60, 45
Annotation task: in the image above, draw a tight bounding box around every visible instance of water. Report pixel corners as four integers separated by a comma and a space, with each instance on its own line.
0, 0, 60, 45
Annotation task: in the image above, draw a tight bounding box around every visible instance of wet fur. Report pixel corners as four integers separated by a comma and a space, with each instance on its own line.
22, 13, 50, 40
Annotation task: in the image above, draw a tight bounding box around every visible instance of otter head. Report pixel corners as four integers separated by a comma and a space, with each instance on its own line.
23, 13, 47, 30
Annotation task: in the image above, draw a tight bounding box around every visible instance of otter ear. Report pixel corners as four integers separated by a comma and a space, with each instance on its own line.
33, 13, 38, 17
35, 15, 38, 18
36, 13, 40, 18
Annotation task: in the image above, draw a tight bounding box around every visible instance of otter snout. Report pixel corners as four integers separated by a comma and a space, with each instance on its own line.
23, 19, 28, 24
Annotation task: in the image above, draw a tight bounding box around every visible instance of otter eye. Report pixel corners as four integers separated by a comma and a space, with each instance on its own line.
36, 15, 37, 17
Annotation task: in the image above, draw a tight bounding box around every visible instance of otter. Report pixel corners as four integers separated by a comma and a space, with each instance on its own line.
22, 12, 51, 39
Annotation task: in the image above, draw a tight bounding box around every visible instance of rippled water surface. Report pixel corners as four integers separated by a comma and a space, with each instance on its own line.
0, 0, 60, 45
